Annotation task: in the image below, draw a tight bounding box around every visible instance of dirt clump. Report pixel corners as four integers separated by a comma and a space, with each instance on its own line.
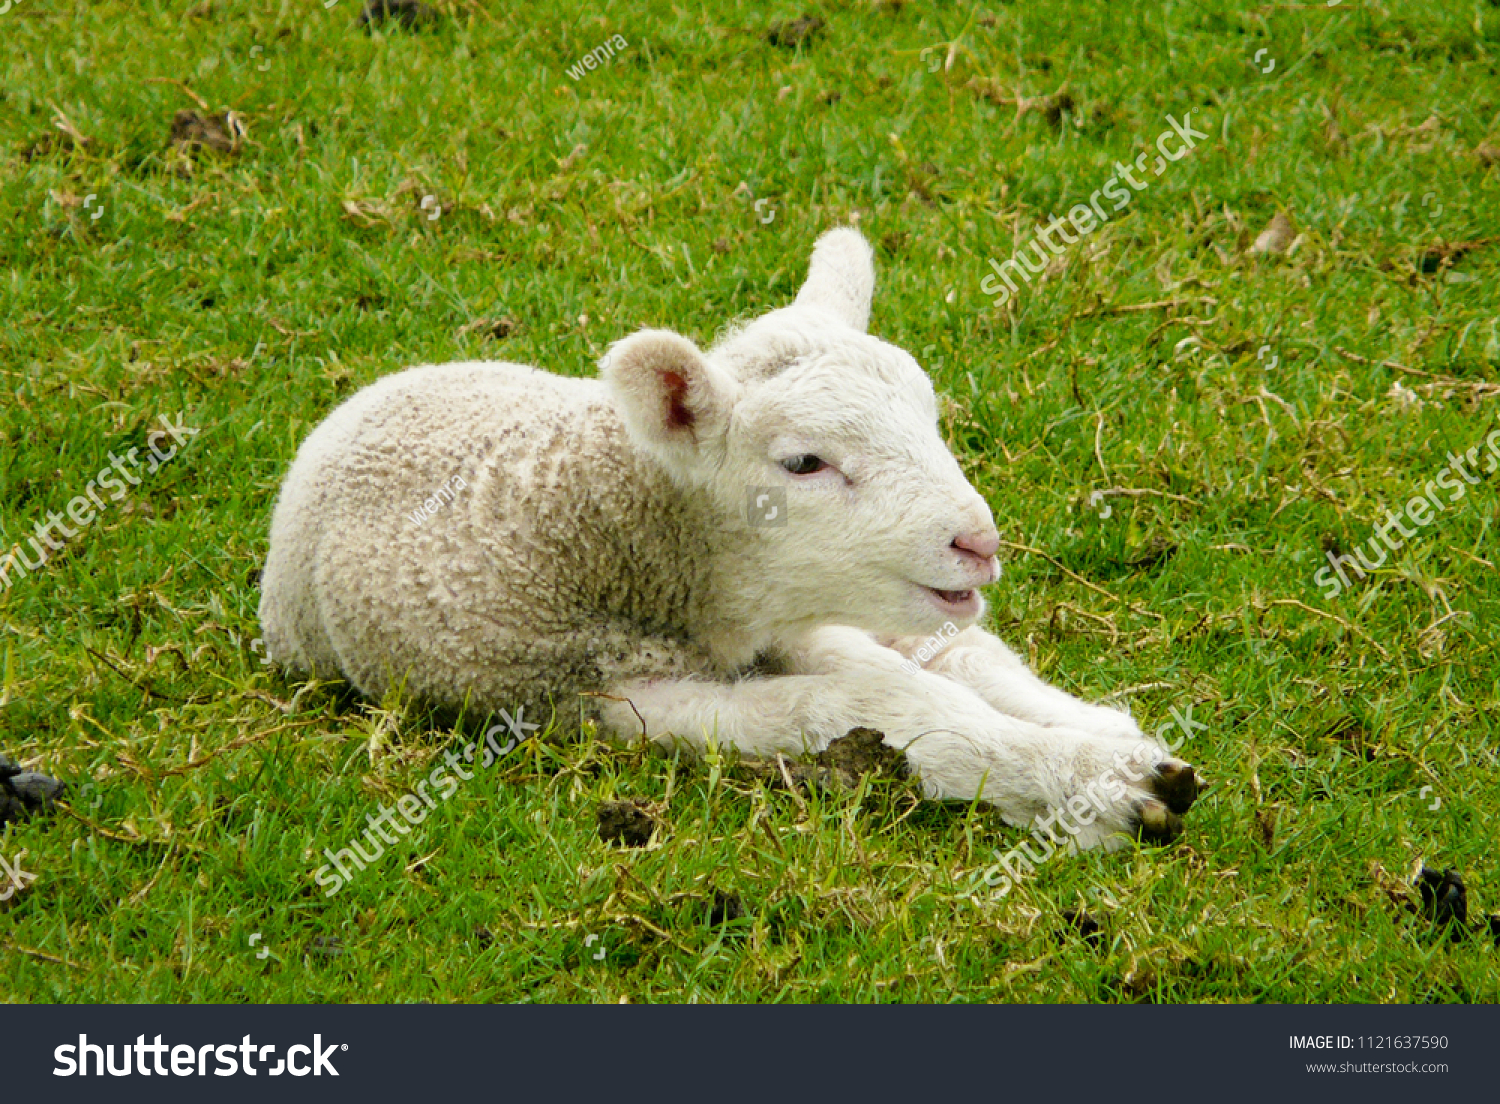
168, 110, 245, 155
358, 0, 437, 30
0, 754, 65, 827
597, 799, 657, 847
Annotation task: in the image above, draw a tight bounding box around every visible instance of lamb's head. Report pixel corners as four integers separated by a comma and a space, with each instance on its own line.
603, 228, 999, 645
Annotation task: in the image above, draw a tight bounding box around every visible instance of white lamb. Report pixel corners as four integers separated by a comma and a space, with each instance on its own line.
259, 228, 1202, 850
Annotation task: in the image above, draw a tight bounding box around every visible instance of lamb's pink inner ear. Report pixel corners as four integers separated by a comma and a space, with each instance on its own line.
661, 369, 695, 432
602, 329, 737, 474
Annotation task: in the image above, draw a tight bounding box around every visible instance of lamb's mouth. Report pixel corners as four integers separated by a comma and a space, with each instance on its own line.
919, 585, 980, 614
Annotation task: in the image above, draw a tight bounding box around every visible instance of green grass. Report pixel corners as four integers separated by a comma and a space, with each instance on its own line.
2, 0, 1498, 1003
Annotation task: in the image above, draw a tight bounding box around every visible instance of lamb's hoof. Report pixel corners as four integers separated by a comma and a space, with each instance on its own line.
1134, 800, 1185, 845
1132, 758, 1207, 844
1151, 758, 1206, 815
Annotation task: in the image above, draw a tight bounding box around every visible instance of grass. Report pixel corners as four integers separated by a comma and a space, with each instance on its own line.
1, 0, 1498, 1003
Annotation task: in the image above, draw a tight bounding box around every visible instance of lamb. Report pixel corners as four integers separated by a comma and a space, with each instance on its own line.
259, 228, 1203, 850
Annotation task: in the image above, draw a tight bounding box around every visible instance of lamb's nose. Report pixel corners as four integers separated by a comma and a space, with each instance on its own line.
952, 529, 1000, 562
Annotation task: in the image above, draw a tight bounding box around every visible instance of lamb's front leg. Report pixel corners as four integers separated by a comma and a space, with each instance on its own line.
890, 625, 1154, 741
595, 628, 1199, 849
887, 624, 1206, 819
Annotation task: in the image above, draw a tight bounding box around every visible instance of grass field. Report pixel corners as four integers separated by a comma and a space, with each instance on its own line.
1, 0, 1498, 1003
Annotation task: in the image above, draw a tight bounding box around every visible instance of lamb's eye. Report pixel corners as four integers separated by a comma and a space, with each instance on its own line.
780, 455, 828, 476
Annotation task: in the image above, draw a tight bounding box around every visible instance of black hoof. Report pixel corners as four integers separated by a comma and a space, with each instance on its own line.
1135, 800, 1185, 845
1152, 759, 1204, 816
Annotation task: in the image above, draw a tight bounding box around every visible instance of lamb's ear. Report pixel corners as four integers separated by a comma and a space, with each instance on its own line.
793, 227, 876, 331
602, 329, 739, 479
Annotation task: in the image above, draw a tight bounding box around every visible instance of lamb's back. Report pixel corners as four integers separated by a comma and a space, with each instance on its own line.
260, 360, 705, 714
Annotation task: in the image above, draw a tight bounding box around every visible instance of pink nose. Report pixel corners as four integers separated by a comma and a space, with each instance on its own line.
952, 529, 1000, 562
